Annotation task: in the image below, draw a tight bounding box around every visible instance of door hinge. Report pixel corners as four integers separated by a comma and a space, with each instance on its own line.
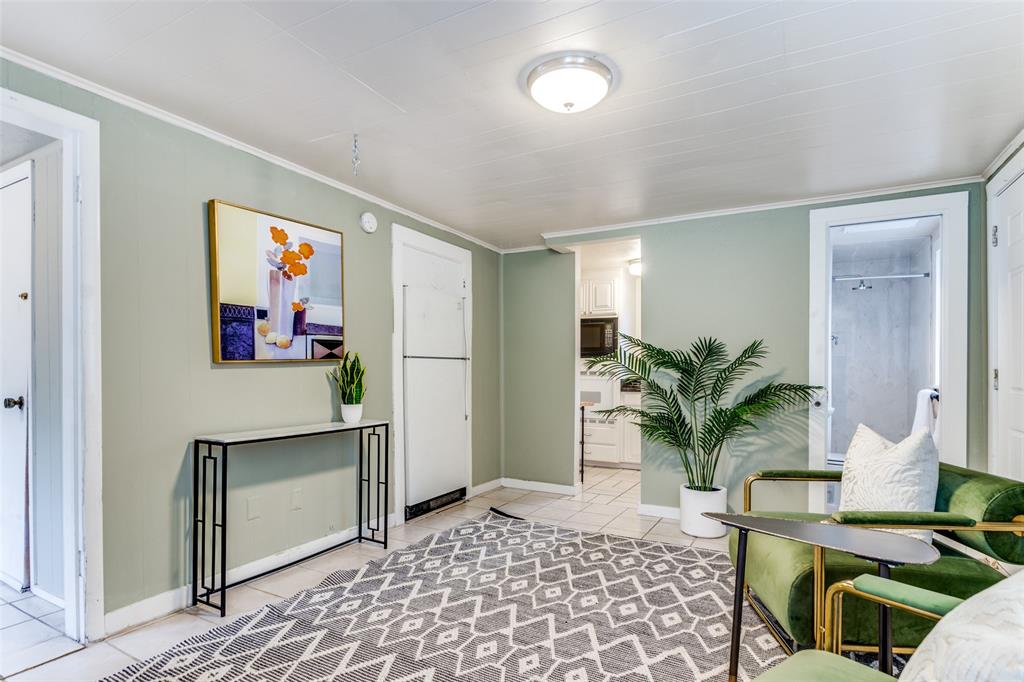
994, 368, 999, 391
74, 175, 82, 205
77, 549, 83, 577
992, 225, 999, 247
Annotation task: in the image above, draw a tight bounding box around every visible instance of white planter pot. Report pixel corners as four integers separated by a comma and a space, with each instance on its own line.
340, 403, 363, 424
679, 485, 728, 538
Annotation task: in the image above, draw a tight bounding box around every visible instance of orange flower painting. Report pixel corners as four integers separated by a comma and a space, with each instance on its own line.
210, 201, 343, 363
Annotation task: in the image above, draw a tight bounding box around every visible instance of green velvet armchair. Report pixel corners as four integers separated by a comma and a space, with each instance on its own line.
757, 573, 962, 681
728, 462, 1024, 655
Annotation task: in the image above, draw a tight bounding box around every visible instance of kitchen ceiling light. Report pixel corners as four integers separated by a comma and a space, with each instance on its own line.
527, 54, 613, 114
628, 259, 642, 277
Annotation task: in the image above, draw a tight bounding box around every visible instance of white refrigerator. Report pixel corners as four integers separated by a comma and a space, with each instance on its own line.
403, 284, 470, 516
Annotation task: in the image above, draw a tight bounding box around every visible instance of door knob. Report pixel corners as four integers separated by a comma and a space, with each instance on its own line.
4, 396, 24, 410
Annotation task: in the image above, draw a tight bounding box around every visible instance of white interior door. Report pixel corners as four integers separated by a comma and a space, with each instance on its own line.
1, 161, 32, 590
990, 172, 1024, 480
393, 225, 471, 514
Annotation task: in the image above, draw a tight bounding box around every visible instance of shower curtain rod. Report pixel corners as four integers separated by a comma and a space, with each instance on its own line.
832, 272, 930, 282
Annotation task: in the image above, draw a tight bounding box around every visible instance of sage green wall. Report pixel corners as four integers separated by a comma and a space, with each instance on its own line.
547, 182, 987, 512
501, 250, 576, 485
1, 59, 501, 613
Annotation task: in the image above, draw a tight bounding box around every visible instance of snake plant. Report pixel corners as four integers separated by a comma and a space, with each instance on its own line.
586, 335, 817, 491
328, 351, 366, 405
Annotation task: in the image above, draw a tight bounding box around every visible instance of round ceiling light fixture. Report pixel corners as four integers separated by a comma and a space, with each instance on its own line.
527, 54, 613, 114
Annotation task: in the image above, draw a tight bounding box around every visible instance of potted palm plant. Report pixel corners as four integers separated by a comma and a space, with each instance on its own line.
587, 335, 816, 537
328, 351, 366, 424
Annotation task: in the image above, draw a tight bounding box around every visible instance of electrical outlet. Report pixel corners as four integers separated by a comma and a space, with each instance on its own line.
290, 487, 302, 511
246, 496, 260, 521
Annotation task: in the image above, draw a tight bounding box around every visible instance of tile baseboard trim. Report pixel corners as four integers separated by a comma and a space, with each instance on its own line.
500, 478, 582, 496
467, 479, 502, 497
637, 503, 680, 520
103, 512, 402, 638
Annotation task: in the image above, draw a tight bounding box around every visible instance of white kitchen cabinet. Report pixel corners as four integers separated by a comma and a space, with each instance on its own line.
588, 278, 616, 316
621, 391, 642, 464
582, 442, 620, 464
579, 273, 617, 317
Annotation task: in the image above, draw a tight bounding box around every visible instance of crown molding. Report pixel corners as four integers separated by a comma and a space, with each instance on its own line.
0, 47, 503, 254
539, 175, 983, 244
499, 245, 550, 254
983, 127, 1024, 180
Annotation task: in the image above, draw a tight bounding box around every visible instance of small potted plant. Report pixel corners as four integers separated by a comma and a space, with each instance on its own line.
328, 351, 366, 424
587, 335, 816, 537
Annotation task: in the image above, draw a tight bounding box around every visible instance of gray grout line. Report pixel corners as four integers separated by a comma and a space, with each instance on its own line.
104, 639, 143, 662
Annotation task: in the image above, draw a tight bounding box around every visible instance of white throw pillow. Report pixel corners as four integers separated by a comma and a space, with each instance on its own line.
838, 425, 939, 543
901, 570, 1024, 682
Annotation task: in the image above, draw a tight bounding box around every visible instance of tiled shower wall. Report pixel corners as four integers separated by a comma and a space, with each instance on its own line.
830, 238, 934, 456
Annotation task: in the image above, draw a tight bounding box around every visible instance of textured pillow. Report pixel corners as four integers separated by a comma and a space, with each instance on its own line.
901, 570, 1024, 682
839, 425, 939, 543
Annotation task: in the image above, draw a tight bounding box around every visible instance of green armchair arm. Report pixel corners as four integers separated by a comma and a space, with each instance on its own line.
754, 469, 843, 481
744, 469, 841, 512
825, 574, 963, 655
831, 510, 977, 529
850, 574, 964, 618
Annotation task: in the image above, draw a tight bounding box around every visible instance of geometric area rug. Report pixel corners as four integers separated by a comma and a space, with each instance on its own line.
104, 513, 786, 681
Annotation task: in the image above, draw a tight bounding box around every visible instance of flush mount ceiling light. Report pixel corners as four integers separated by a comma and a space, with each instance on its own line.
527, 54, 613, 114
628, 259, 642, 277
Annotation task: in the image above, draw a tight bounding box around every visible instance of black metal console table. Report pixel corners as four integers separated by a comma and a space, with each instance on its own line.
191, 420, 389, 616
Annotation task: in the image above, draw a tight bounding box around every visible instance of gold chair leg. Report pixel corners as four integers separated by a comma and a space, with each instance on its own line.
813, 545, 826, 649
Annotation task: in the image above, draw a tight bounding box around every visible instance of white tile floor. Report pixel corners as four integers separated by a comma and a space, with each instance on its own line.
0, 585, 81, 678
8, 467, 725, 681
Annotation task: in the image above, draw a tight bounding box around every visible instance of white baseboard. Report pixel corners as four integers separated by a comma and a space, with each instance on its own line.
104, 513, 403, 637
638, 503, 680, 520
467, 479, 502, 497
500, 478, 582, 496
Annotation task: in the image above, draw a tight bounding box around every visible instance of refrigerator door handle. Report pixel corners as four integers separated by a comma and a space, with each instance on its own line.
462, 296, 470, 421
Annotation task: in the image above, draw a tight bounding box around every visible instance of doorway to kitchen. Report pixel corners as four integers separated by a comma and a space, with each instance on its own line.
575, 239, 642, 488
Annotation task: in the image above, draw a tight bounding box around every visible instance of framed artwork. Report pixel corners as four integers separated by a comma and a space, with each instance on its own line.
209, 200, 344, 363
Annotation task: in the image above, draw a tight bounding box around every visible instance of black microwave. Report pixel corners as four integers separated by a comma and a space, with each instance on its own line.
580, 317, 618, 358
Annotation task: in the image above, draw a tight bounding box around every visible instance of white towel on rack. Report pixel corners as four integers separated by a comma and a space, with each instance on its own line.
911, 388, 940, 448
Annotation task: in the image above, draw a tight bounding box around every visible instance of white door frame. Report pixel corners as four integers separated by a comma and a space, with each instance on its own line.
987, 148, 1024, 477
808, 192, 969, 511
391, 224, 473, 523
1, 88, 103, 641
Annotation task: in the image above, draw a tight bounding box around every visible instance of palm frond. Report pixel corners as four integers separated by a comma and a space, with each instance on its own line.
709, 339, 768, 403
734, 382, 818, 419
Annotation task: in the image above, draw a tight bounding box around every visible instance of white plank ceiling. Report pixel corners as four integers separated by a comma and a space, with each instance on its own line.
2, 0, 1022, 248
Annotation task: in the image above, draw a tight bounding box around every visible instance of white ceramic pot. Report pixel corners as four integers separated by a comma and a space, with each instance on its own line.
340, 403, 363, 424
679, 485, 728, 538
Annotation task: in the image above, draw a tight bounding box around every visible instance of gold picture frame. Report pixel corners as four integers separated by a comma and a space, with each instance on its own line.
209, 199, 345, 363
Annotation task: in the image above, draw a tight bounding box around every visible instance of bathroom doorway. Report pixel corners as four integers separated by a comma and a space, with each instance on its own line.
807, 193, 969, 512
